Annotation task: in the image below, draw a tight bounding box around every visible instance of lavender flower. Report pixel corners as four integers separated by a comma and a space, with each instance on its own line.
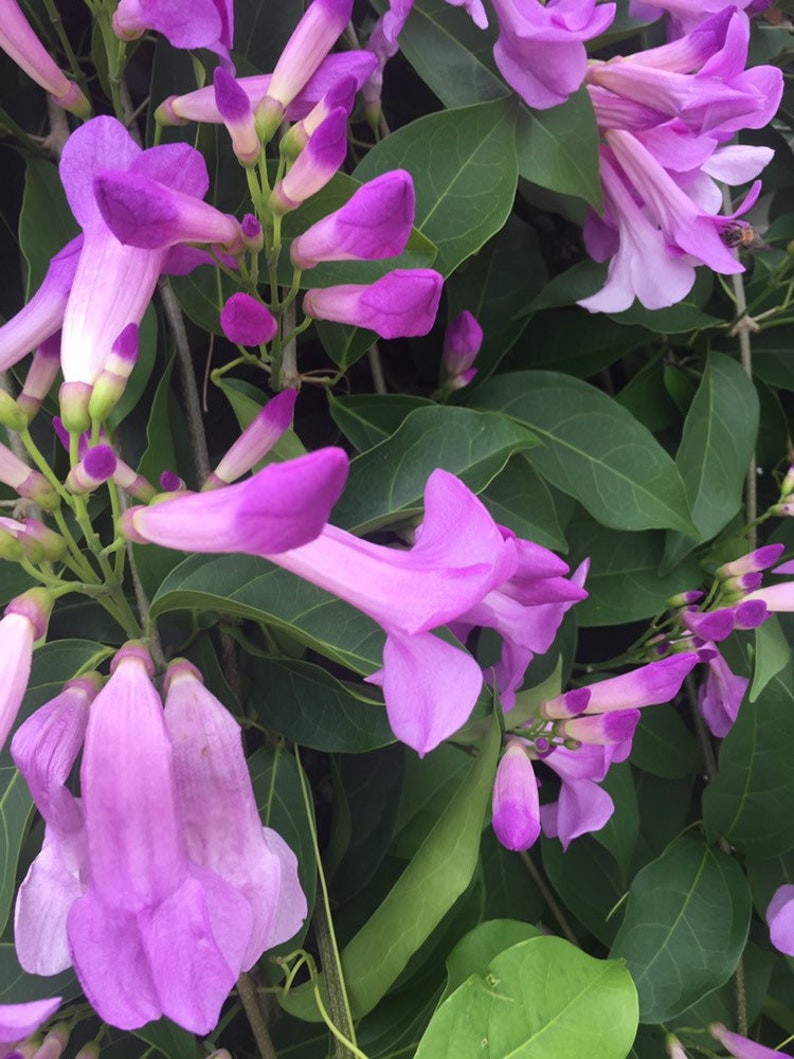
492, 740, 541, 851
203, 390, 297, 491
0, 589, 53, 750
220, 293, 278, 347
270, 108, 349, 213
113, 0, 234, 66
303, 269, 444, 338
766, 884, 794, 958
0, 1000, 62, 1054
710, 1021, 794, 1059
442, 310, 483, 389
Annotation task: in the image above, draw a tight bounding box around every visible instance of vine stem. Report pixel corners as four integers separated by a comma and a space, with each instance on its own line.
518, 850, 579, 947
237, 972, 278, 1059
295, 749, 359, 1059
158, 278, 211, 483
723, 186, 757, 549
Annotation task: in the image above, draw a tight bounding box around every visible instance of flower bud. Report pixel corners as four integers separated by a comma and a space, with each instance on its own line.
491, 740, 541, 851
65, 445, 118, 494
203, 390, 297, 491
17, 333, 61, 422
241, 213, 264, 252
270, 108, 348, 213
220, 293, 278, 347
88, 323, 139, 424
214, 68, 260, 166
303, 268, 443, 339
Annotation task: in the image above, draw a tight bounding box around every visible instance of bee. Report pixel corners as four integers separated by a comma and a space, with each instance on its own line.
720, 221, 768, 252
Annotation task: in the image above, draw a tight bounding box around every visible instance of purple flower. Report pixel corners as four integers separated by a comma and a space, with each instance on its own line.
122, 448, 349, 554
442, 310, 483, 389
12, 676, 98, 975
66, 644, 253, 1032
766, 884, 794, 958
303, 268, 443, 339
203, 390, 297, 490
124, 469, 517, 755
0, 999, 62, 1053
163, 659, 307, 963
541, 653, 698, 718
220, 293, 278, 347
698, 645, 748, 737
213, 68, 259, 165
492, 740, 541, 851
717, 543, 785, 578
490, 0, 616, 110
630, 0, 774, 36
710, 1021, 794, 1059
290, 171, 415, 268
113, 0, 234, 66
540, 742, 629, 848
156, 52, 377, 126
0, 589, 52, 751
270, 108, 349, 213
57, 117, 213, 390
0, 0, 89, 115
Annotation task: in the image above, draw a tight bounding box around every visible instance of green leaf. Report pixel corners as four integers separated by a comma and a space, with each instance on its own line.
0, 943, 78, 1004
541, 836, 625, 946
516, 87, 602, 211
339, 719, 500, 1017
392, 0, 506, 108
665, 354, 759, 566
19, 158, 79, 294
630, 705, 701, 780
481, 453, 568, 552
416, 936, 638, 1059
151, 554, 384, 675
609, 835, 752, 1023
703, 670, 794, 857
328, 393, 435, 453
592, 763, 639, 885
566, 517, 702, 626
750, 614, 790, 702
446, 216, 547, 383
443, 919, 541, 1001
133, 1018, 196, 1059
246, 656, 394, 752
470, 372, 697, 535
354, 98, 518, 277
331, 406, 538, 534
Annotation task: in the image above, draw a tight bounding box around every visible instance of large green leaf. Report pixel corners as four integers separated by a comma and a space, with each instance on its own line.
392, 0, 506, 108
470, 372, 697, 535
609, 835, 751, 1023
331, 406, 538, 533
516, 87, 602, 211
150, 554, 384, 675
566, 518, 702, 626
416, 937, 637, 1059
246, 656, 394, 752
703, 670, 794, 858
541, 835, 625, 946
19, 157, 79, 294
354, 98, 518, 277
340, 719, 500, 1017
481, 453, 568, 552
664, 353, 759, 566
328, 393, 435, 453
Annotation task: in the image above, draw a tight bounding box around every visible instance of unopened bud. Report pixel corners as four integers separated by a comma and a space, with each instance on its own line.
31, 1023, 70, 1059
66, 445, 117, 494
58, 381, 92, 434
88, 324, 139, 423
21, 519, 67, 562
0, 389, 29, 432
18, 333, 61, 422
241, 213, 264, 252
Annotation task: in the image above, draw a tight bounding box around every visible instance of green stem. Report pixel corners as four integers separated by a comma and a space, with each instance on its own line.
40, 0, 85, 87
236, 972, 278, 1059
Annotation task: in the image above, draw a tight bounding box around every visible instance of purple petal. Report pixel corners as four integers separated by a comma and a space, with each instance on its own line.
492, 742, 540, 851
0, 999, 62, 1046
59, 116, 141, 229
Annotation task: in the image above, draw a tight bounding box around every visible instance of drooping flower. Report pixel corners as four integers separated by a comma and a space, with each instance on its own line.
0, 589, 53, 751
163, 659, 307, 964
290, 171, 415, 269
490, 0, 616, 110
492, 740, 541, 851
539, 741, 631, 848
12, 676, 99, 975
697, 645, 748, 737
303, 268, 444, 339
0, 0, 89, 116
66, 644, 253, 1033
113, 0, 234, 66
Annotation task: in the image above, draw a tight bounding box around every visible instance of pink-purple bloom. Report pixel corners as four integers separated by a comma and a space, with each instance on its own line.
303, 268, 444, 339
541, 653, 698, 718
490, 0, 616, 110
0, 0, 89, 116
766, 884, 794, 958
203, 390, 297, 490
442, 310, 483, 389
492, 740, 541, 851
698, 646, 748, 737
220, 293, 278, 347
710, 1022, 794, 1059
0, 999, 62, 1055
113, 0, 234, 65
0, 589, 52, 751
290, 171, 416, 269
270, 108, 349, 213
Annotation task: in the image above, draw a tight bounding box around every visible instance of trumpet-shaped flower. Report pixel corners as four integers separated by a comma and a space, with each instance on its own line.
67, 644, 253, 1033
203, 390, 297, 490
12, 677, 98, 975
0, 0, 89, 116
539, 741, 631, 848
0, 589, 52, 751
697, 645, 748, 737
0, 999, 62, 1055
58, 116, 217, 389
492, 740, 541, 851
122, 448, 349, 554
303, 268, 444, 339
541, 653, 698, 718
290, 171, 415, 268
163, 660, 306, 964
710, 1021, 794, 1059
491, 0, 616, 110
113, 0, 234, 65
123, 468, 517, 754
